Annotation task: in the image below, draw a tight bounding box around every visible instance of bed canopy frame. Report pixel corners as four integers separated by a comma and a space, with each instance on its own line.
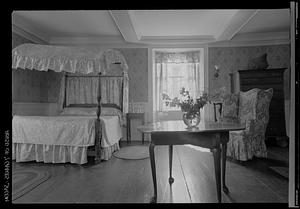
12, 43, 129, 163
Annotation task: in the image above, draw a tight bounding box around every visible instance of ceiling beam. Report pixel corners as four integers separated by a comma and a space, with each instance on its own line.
128, 10, 142, 40
12, 24, 48, 45
139, 35, 215, 45
217, 9, 259, 41
231, 31, 289, 42
49, 36, 126, 45
12, 12, 49, 44
108, 10, 140, 43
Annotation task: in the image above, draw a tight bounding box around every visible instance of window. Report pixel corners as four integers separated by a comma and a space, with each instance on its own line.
154, 49, 204, 112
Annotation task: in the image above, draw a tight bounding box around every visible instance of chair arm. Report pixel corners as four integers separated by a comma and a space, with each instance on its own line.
232, 117, 267, 140
242, 119, 256, 135
230, 119, 254, 137
252, 118, 268, 136
242, 118, 267, 136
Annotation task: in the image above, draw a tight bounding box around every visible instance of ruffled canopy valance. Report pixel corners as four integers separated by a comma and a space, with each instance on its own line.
12, 43, 129, 114
12, 43, 129, 74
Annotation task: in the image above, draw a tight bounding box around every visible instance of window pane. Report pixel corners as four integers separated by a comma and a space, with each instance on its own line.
161, 63, 198, 111
155, 50, 203, 113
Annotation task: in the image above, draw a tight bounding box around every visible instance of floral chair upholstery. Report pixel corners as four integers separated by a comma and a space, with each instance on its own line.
219, 88, 273, 161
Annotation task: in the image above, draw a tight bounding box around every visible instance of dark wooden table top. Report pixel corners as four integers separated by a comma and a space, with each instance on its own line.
138, 120, 245, 133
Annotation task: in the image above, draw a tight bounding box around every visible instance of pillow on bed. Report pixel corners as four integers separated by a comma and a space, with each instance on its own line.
60, 107, 97, 116
60, 107, 126, 126
101, 107, 122, 116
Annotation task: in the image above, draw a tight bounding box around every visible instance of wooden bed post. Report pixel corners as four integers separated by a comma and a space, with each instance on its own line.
63, 72, 124, 164
63, 74, 67, 108
94, 72, 102, 163
121, 71, 124, 112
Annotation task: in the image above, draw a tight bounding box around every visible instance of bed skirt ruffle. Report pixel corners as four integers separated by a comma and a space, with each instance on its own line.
101, 143, 120, 161
12, 142, 119, 165
226, 132, 267, 161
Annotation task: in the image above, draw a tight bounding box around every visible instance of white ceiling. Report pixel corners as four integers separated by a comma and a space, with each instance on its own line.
12, 9, 290, 45
130, 10, 238, 37
12, 11, 120, 37
238, 9, 290, 34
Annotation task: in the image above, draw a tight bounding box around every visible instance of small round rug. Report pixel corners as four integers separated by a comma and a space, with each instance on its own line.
12, 168, 51, 201
113, 145, 149, 160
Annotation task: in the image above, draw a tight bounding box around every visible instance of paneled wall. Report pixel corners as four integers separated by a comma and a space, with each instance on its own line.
115, 48, 148, 103
12, 69, 49, 102
208, 44, 290, 99
114, 48, 148, 142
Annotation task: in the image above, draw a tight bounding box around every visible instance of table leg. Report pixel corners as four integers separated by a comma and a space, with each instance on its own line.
212, 146, 221, 203
149, 142, 157, 203
127, 118, 130, 144
169, 145, 174, 184
142, 117, 145, 144
222, 143, 229, 194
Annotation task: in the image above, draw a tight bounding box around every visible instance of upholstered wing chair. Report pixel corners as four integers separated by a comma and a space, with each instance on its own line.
219, 88, 273, 161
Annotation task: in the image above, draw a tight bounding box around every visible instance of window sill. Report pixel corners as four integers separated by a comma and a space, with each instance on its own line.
157, 110, 182, 114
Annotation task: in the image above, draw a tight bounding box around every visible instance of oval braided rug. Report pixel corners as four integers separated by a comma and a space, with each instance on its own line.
113, 145, 149, 160
12, 168, 51, 201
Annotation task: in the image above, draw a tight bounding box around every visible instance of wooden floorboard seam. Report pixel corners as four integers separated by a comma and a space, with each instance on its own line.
175, 146, 193, 203
252, 173, 286, 202
12, 144, 288, 203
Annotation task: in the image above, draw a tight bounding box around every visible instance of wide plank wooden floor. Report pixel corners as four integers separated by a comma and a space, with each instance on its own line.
12, 141, 288, 204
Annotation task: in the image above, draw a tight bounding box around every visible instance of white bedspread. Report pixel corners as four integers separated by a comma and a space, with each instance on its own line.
13, 115, 96, 147
100, 116, 122, 148
13, 115, 123, 148
12, 115, 123, 164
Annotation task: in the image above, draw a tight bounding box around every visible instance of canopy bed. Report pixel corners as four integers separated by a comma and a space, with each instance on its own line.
12, 43, 129, 164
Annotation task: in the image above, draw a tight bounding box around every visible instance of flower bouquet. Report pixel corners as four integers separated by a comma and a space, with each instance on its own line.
164, 87, 210, 128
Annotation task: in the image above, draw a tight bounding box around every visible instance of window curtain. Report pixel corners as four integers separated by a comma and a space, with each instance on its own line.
155, 51, 201, 112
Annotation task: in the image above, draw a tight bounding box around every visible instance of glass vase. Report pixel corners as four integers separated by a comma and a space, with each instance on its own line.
182, 112, 201, 129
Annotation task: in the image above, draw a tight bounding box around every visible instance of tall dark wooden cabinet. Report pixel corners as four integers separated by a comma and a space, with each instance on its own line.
238, 68, 288, 144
